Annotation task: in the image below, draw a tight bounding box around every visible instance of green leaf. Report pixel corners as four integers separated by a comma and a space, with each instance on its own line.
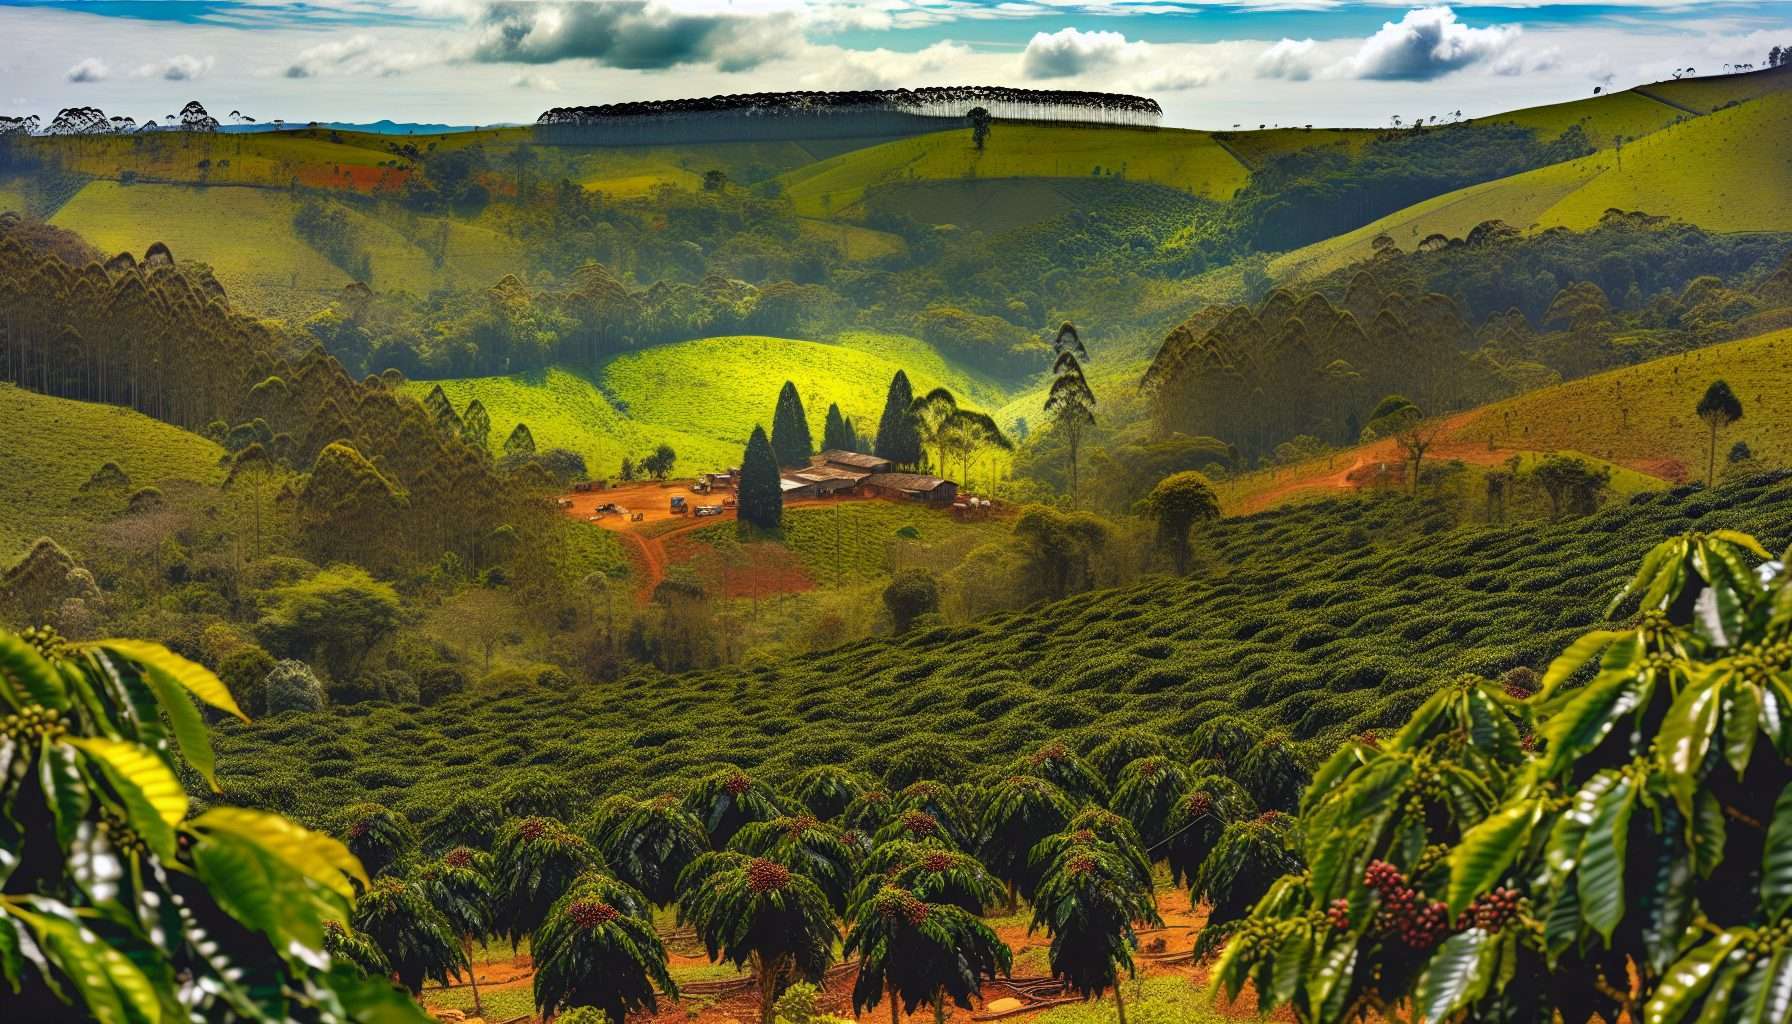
1448, 797, 1541, 915
1306, 937, 1356, 1021
1268, 923, 1310, 1007
136, 667, 219, 793
81, 640, 246, 722
1755, 945, 1792, 1024
1691, 788, 1728, 879
67, 737, 186, 830
1578, 771, 1636, 942
1763, 784, 1792, 919
1541, 630, 1629, 695
0, 909, 24, 995
1418, 928, 1491, 1021
1660, 675, 1724, 814
188, 806, 367, 898
14, 900, 161, 1024
0, 633, 67, 711
1647, 931, 1744, 1024
1710, 530, 1773, 560
1538, 649, 1649, 776
1611, 539, 1678, 617
39, 737, 90, 850
1722, 677, 1761, 778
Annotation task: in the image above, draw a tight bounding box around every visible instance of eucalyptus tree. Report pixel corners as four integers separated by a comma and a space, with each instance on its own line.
846, 885, 1011, 1024
532, 872, 676, 1024
1696, 378, 1743, 486
0, 628, 429, 1021
1045, 322, 1096, 503
907, 387, 959, 476
677, 852, 839, 1024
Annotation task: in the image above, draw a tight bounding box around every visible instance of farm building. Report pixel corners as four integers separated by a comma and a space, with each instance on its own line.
779, 464, 866, 499
816, 450, 892, 474
860, 472, 958, 505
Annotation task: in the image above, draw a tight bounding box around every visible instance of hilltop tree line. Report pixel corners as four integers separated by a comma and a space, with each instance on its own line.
538, 86, 1163, 129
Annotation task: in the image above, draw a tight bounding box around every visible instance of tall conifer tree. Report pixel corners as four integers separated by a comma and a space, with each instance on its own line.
739, 425, 783, 530
875, 370, 921, 468
770, 381, 813, 467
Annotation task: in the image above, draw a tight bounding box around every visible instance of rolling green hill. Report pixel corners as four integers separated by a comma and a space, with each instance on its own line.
49, 181, 527, 317
1270, 90, 1792, 281
776, 123, 1250, 218
0, 384, 224, 559
1444, 327, 1792, 478
208, 472, 1792, 828
407, 333, 1009, 477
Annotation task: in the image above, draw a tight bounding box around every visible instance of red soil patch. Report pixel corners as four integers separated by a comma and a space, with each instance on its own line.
295, 163, 411, 193
663, 532, 817, 600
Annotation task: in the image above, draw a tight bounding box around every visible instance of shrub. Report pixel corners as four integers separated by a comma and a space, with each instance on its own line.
264, 658, 326, 714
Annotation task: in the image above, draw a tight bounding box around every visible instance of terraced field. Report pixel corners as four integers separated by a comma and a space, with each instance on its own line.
209, 472, 1792, 827
1270, 90, 1792, 281
776, 123, 1249, 218
0, 384, 224, 559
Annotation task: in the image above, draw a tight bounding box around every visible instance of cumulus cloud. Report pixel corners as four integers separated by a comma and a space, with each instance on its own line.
66, 57, 109, 83
465, 1, 797, 73
284, 34, 426, 78
135, 54, 214, 81
800, 41, 974, 90
1020, 27, 1148, 80
1255, 38, 1319, 81
509, 71, 560, 91
1256, 6, 1521, 82
1344, 6, 1520, 80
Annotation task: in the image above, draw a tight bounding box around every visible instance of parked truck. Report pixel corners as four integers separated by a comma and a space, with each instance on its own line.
670, 496, 688, 514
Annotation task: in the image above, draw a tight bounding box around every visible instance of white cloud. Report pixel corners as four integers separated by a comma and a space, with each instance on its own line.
65, 57, 109, 83
509, 71, 559, 91
1256, 6, 1523, 81
1021, 27, 1149, 80
799, 41, 974, 90
282, 33, 427, 78
1344, 6, 1521, 80
136, 54, 215, 81
464, 1, 799, 73
1255, 38, 1319, 81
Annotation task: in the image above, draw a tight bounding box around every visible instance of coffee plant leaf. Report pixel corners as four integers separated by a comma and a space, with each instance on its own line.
1417, 927, 1493, 1021
1763, 784, 1792, 919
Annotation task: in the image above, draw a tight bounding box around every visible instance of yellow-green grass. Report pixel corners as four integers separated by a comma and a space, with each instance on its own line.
0, 184, 29, 216
691, 501, 1012, 587
1032, 978, 1230, 1024
0, 384, 224, 559
776, 124, 1249, 218
23, 130, 401, 187
598, 334, 1008, 459
1642, 65, 1792, 115
798, 218, 907, 261
1219, 127, 1374, 168
1482, 89, 1688, 148
1270, 92, 1792, 282
405, 366, 740, 478
50, 180, 527, 310
565, 138, 849, 197
1444, 328, 1792, 479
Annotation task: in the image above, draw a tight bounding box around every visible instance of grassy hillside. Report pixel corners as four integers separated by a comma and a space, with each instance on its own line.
683, 501, 1012, 588
776, 123, 1250, 218
209, 472, 1792, 827
50, 181, 527, 316
1483, 90, 1687, 149
1271, 91, 1792, 281
1445, 327, 1792, 477
406, 334, 1006, 477
0, 384, 223, 559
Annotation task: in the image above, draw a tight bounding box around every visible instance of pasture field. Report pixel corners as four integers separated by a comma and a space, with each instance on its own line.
0, 384, 223, 559
796, 217, 907, 261
1481, 89, 1688, 148
49, 180, 528, 313
404, 367, 740, 477
776, 123, 1250, 218
1643, 63, 1792, 114
22, 129, 403, 187
597, 334, 1008, 454
684, 501, 1011, 588
208, 472, 1792, 829
1270, 91, 1792, 281
1444, 327, 1792, 476
1218, 127, 1373, 168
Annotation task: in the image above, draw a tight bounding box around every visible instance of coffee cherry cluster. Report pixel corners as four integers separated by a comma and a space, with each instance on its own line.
1459, 887, 1522, 932
872, 885, 931, 924
1364, 860, 1450, 949
517, 817, 550, 841
1326, 898, 1351, 931
1182, 792, 1213, 818
1030, 741, 1070, 766
782, 814, 820, 838
1067, 855, 1098, 877
98, 807, 148, 861
443, 846, 477, 869
746, 858, 791, 893
2, 704, 67, 742
900, 811, 940, 838
723, 771, 753, 795
920, 851, 955, 873
567, 899, 620, 929
19, 625, 66, 659
1745, 919, 1792, 959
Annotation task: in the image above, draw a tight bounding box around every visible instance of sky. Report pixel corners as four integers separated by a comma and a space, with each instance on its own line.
3, 0, 1790, 129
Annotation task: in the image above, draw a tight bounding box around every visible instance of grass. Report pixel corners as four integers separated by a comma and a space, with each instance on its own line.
687, 502, 1012, 588
408, 334, 1006, 479
798, 218, 907, 261
1033, 977, 1231, 1024
1270, 90, 1792, 281
1480, 90, 1690, 149
776, 124, 1250, 219
210, 473, 1792, 830
48, 181, 527, 314
1643, 64, 1792, 115
1443, 327, 1792, 479
0, 383, 224, 560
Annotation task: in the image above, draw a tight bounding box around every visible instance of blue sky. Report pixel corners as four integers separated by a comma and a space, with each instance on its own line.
3, 1, 1789, 127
